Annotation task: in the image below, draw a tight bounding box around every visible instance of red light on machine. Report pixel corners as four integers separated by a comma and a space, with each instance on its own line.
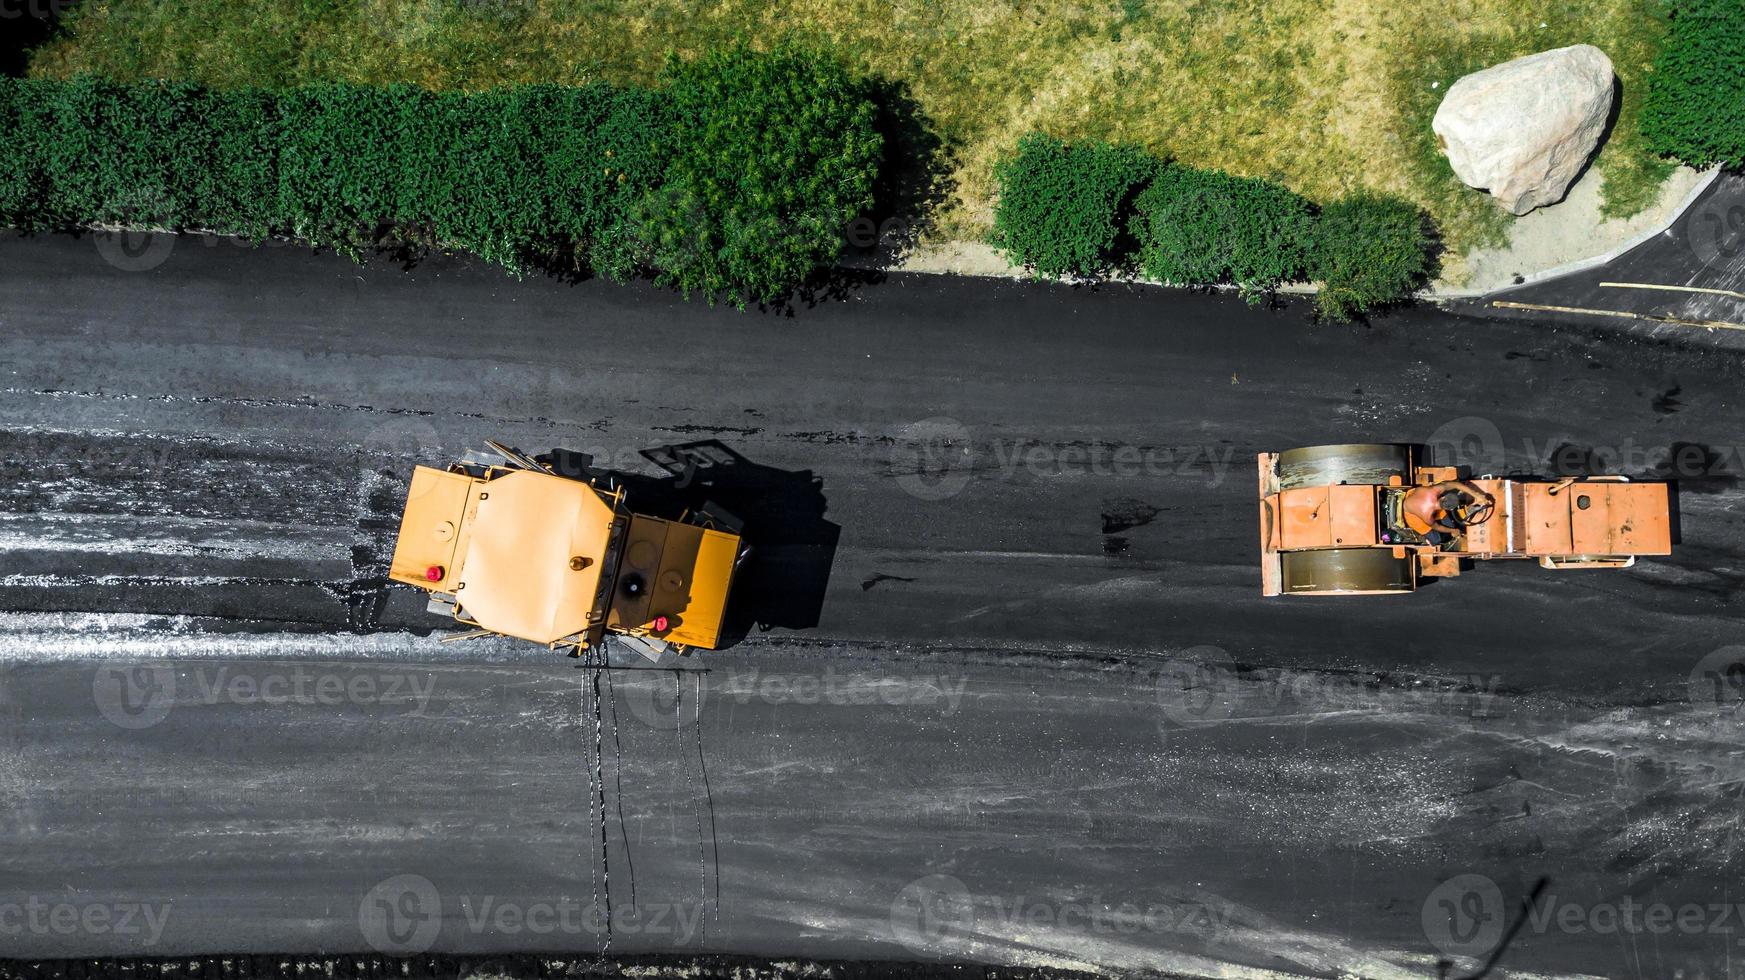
652, 615, 669, 632
425, 565, 445, 582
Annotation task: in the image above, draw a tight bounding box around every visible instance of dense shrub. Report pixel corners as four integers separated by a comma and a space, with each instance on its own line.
1310, 192, 1434, 320
1642, 0, 1745, 167
0, 78, 283, 237
990, 133, 1156, 278
187, 86, 283, 240
1130, 163, 1314, 296
992, 132, 1434, 316
301, 82, 670, 275
494, 84, 670, 280
274, 82, 424, 254
640, 44, 883, 304
0, 78, 51, 228
0, 48, 880, 299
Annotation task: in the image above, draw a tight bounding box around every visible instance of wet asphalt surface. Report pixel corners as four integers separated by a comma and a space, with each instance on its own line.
1, 230, 1744, 978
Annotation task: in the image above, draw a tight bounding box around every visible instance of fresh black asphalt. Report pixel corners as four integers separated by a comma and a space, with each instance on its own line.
0, 229, 1742, 977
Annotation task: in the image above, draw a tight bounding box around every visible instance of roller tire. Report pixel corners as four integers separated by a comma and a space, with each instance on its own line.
1276, 443, 1416, 491
1281, 547, 1416, 595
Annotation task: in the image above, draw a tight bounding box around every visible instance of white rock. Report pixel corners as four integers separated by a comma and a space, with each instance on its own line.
1432, 45, 1616, 215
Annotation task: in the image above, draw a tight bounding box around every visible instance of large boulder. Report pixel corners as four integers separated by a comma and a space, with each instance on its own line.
1432, 45, 1616, 215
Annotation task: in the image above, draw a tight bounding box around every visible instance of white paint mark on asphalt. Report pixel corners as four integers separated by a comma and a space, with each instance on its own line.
0, 573, 279, 588
0, 611, 546, 665
0, 514, 347, 563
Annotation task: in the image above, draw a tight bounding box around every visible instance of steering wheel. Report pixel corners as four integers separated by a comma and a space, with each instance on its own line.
1461, 495, 1497, 527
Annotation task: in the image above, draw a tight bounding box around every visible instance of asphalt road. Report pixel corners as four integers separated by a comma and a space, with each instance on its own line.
2, 230, 1744, 978
1470, 169, 1745, 341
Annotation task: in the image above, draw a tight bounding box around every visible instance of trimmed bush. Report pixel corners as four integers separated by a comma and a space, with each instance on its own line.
260, 80, 671, 273
336, 83, 669, 275
0, 77, 285, 238
1130, 163, 1314, 297
992, 132, 1435, 316
0, 75, 671, 275
1642, 0, 1745, 167
496, 84, 671, 280
0, 48, 881, 299
990, 132, 1156, 278
1310, 192, 1434, 320
639, 44, 884, 304
274, 82, 426, 255
187, 86, 283, 240
0, 77, 51, 228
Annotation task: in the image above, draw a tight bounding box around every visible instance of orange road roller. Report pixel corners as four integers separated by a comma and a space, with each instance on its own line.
1258, 443, 1673, 596
388, 441, 745, 657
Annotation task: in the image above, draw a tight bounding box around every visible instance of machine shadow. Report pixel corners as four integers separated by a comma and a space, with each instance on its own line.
552, 439, 840, 650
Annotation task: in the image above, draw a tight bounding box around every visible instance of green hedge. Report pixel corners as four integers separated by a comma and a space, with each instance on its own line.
991, 133, 1434, 318
0, 47, 881, 302
0, 77, 265, 232
270, 81, 670, 276
1131, 164, 1315, 297
1311, 193, 1435, 320
1642, 0, 1745, 167
989, 133, 1156, 278
640, 44, 884, 302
